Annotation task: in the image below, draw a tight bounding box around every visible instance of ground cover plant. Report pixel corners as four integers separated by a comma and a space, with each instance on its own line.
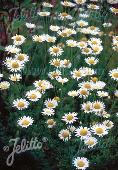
0, 0, 118, 170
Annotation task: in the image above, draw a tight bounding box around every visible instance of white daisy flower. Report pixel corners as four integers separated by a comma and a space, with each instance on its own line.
85, 57, 99, 65
68, 90, 79, 97
67, 125, 76, 132
103, 120, 114, 129
26, 22, 36, 29
50, 25, 60, 32
88, 4, 99, 10
91, 124, 108, 137
17, 116, 34, 128
91, 81, 106, 90
97, 91, 109, 98
103, 22, 112, 27
42, 108, 55, 116
11, 34, 26, 46
49, 58, 62, 68
48, 70, 61, 80
78, 88, 90, 99
34, 80, 53, 91
56, 77, 68, 84
91, 45, 103, 55
5, 59, 24, 72
62, 112, 78, 124
77, 41, 87, 49
13, 98, 29, 110
38, 11, 50, 16
0, 81, 10, 90
9, 73, 22, 81
81, 48, 92, 55
44, 99, 58, 109
15, 53, 29, 63
79, 13, 89, 18
5, 45, 21, 54
88, 26, 100, 35
25, 90, 42, 102
42, 2, 53, 8
58, 12, 73, 20
81, 101, 92, 113
84, 137, 97, 148
109, 68, 118, 81
66, 39, 78, 47
76, 20, 88, 27
49, 46, 64, 57
83, 67, 95, 76
32, 35, 45, 42
78, 81, 92, 90
61, 59, 71, 68
75, 127, 91, 139
71, 69, 85, 80
46, 119, 56, 128
45, 35, 56, 43
73, 157, 89, 170
88, 37, 102, 46
92, 101, 105, 112
58, 129, 71, 141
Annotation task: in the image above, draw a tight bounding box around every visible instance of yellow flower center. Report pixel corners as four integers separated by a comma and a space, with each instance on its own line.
52, 47, 60, 53
84, 48, 90, 53
93, 47, 99, 53
12, 62, 19, 68
53, 61, 61, 67
80, 90, 88, 95
85, 104, 91, 111
84, 83, 91, 89
91, 41, 98, 45
87, 140, 94, 145
79, 42, 85, 47
77, 160, 85, 167
17, 54, 25, 61
91, 77, 98, 82
15, 36, 22, 41
64, 60, 70, 66
90, 26, 96, 30
112, 72, 118, 78
96, 127, 104, 134
22, 119, 30, 126
94, 103, 101, 109
53, 96, 60, 101
62, 131, 69, 138
67, 114, 74, 121
79, 22, 85, 27
61, 32, 68, 37
61, 12, 68, 17
77, 0, 83, 4
75, 71, 81, 77
47, 119, 54, 125
112, 8, 118, 13
88, 59, 95, 64
90, 4, 96, 9
47, 102, 54, 108
52, 72, 59, 78
48, 38, 53, 42
29, 94, 37, 99
80, 129, 88, 136
18, 102, 25, 108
